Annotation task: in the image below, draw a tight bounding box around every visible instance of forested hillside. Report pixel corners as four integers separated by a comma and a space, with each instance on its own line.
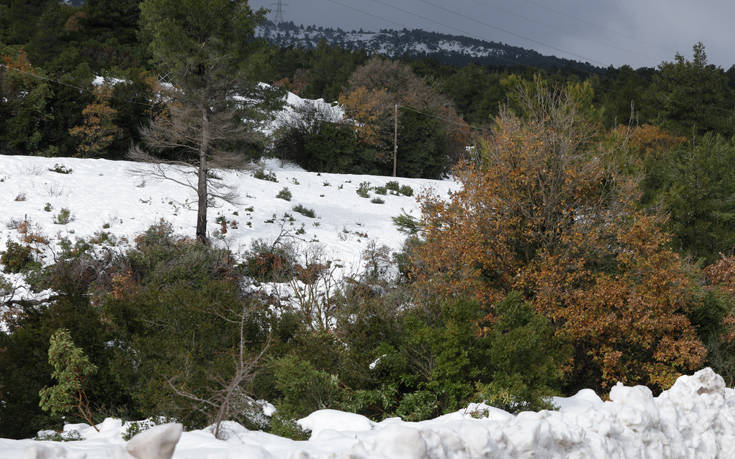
2, 1, 735, 456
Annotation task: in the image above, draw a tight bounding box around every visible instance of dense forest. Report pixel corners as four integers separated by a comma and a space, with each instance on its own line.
2, 0, 735, 442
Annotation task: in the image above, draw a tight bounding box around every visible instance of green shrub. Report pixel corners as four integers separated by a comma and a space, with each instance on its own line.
293, 204, 316, 218
392, 212, 419, 235
54, 208, 73, 225
396, 391, 437, 422
254, 168, 277, 182
385, 181, 399, 192
479, 292, 567, 412
39, 329, 98, 429
276, 187, 292, 201
271, 354, 341, 419
49, 164, 72, 174
240, 239, 296, 282
399, 185, 414, 197
269, 415, 309, 440
374, 186, 387, 195
370, 197, 385, 204
1, 241, 33, 273
356, 182, 371, 198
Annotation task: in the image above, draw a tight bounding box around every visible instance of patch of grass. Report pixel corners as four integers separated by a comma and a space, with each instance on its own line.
371, 197, 385, 204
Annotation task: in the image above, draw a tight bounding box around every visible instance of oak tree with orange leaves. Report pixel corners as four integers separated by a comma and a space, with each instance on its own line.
411, 84, 706, 392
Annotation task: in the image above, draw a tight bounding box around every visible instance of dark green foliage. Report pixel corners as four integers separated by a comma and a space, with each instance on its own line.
1, 241, 33, 273
101, 224, 270, 426
270, 354, 341, 419
651, 43, 735, 137
0, 294, 131, 438
396, 110, 452, 178
39, 329, 98, 427
392, 212, 419, 235
646, 134, 735, 263
274, 114, 379, 175
477, 292, 565, 412
268, 415, 310, 440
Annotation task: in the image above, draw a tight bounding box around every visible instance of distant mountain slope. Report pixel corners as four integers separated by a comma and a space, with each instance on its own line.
258, 21, 601, 72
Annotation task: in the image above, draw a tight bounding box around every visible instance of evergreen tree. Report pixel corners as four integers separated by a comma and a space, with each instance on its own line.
651, 43, 735, 137
139, 0, 275, 243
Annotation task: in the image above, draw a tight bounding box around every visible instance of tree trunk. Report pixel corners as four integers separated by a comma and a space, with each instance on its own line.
197, 106, 210, 244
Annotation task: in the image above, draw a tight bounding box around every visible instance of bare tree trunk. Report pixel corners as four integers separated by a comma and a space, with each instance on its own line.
197, 106, 210, 244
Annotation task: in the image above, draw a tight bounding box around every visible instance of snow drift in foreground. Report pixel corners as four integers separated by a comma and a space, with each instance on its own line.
1, 368, 733, 458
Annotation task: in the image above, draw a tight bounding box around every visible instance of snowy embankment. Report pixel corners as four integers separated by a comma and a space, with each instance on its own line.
0, 368, 733, 458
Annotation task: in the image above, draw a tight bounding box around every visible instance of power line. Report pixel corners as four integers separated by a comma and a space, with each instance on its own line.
325, 0, 561, 69
465, 0, 649, 61
520, 0, 660, 52
0, 63, 156, 108
323, 0, 406, 29
398, 104, 490, 133
417, 0, 606, 66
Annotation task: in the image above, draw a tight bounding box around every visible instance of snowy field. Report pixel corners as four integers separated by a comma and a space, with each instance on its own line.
2, 155, 735, 457
0, 368, 733, 458
0, 154, 451, 277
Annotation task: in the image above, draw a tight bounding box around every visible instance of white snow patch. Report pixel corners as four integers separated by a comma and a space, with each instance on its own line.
3, 368, 734, 458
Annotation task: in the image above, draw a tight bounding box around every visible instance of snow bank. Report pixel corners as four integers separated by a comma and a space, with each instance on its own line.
2, 368, 734, 458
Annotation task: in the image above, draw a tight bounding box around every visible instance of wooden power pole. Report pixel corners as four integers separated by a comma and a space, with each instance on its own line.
393, 104, 398, 177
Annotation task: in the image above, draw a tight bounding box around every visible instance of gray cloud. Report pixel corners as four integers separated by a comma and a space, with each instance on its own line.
250, 0, 735, 68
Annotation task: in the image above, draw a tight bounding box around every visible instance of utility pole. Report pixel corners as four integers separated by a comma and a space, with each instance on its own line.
393, 104, 398, 177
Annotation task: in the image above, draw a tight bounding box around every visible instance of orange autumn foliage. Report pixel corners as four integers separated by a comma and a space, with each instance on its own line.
412, 87, 705, 391
703, 256, 735, 344
69, 86, 122, 157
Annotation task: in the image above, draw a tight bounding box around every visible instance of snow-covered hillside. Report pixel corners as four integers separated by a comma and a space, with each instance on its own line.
2, 368, 734, 458
0, 155, 449, 277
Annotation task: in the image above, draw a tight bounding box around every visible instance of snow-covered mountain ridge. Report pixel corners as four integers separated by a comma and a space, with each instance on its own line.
257, 20, 600, 72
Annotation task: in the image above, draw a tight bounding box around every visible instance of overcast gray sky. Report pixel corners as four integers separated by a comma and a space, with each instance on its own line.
249, 0, 735, 69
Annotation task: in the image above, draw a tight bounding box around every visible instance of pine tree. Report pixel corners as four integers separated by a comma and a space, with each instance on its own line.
138, 0, 274, 243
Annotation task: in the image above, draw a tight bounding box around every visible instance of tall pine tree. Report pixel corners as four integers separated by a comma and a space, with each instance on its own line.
139, 0, 275, 243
